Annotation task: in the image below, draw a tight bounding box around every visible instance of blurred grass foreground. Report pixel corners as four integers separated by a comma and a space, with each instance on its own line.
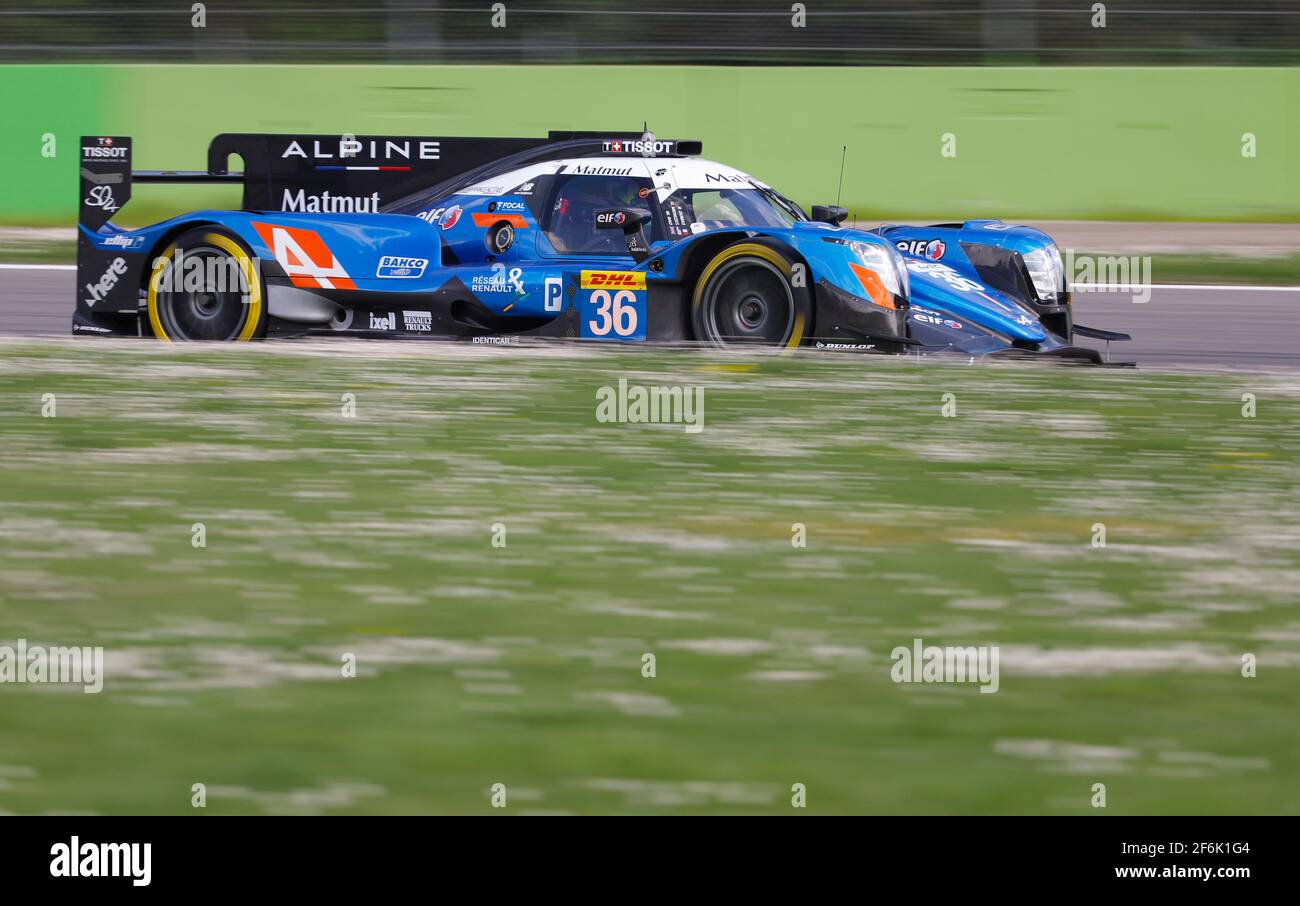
0, 340, 1297, 814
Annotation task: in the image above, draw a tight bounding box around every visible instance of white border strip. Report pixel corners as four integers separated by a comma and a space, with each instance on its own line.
1, 264, 1297, 293
1075, 282, 1300, 293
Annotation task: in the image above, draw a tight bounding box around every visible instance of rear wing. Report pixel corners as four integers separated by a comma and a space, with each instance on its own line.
79, 130, 704, 229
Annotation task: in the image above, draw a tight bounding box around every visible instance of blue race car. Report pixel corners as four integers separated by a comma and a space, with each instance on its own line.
72, 130, 1128, 362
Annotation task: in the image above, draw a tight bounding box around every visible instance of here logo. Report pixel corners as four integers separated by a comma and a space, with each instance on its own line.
83, 257, 128, 307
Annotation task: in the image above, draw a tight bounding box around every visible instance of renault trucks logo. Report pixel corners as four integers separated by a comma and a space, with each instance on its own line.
376, 256, 428, 279
402, 310, 432, 331
896, 238, 946, 260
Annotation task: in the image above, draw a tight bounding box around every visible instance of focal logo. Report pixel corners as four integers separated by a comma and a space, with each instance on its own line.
896, 238, 946, 260
83, 257, 128, 307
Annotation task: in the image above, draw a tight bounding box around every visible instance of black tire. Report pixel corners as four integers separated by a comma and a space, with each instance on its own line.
146, 227, 267, 342
691, 240, 811, 350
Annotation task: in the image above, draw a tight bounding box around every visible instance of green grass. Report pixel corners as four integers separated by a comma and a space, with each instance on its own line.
0, 341, 1297, 815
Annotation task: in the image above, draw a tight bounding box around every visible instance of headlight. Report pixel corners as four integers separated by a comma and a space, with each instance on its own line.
847, 240, 908, 299
1022, 245, 1063, 302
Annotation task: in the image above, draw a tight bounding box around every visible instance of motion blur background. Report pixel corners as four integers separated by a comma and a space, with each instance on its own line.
3, 0, 1300, 64
1, 0, 1298, 226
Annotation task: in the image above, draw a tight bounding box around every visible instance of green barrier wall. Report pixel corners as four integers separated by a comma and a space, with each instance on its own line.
3, 65, 1297, 225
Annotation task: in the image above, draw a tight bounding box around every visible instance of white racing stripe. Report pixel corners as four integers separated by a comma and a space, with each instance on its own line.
1073, 282, 1300, 293
0, 263, 1296, 294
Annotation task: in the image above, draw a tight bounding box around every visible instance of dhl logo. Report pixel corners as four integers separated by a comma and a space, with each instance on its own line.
580, 270, 646, 290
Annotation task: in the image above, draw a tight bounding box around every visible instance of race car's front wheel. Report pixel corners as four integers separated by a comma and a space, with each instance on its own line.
147, 227, 266, 342
692, 241, 810, 350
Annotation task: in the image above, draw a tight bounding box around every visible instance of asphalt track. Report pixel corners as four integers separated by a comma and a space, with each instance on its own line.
3, 266, 1298, 369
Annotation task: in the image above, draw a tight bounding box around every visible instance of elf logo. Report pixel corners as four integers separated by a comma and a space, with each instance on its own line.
83, 257, 128, 307
416, 205, 462, 230
896, 238, 946, 260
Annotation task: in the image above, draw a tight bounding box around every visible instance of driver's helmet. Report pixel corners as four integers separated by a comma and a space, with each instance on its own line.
552, 175, 645, 253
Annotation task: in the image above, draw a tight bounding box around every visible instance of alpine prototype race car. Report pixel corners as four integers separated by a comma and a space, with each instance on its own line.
72, 130, 1130, 362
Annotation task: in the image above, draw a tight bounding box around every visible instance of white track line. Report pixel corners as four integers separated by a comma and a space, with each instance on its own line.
1074, 283, 1300, 292
0, 264, 1296, 293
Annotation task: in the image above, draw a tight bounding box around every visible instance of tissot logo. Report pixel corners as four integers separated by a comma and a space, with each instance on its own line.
603, 138, 676, 156
82, 146, 128, 159
280, 138, 440, 160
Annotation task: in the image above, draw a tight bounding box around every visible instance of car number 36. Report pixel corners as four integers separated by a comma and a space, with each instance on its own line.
587, 290, 639, 337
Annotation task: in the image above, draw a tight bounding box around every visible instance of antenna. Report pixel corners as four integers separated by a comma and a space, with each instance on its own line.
835, 145, 847, 208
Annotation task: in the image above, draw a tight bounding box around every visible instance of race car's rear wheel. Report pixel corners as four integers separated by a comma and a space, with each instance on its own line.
692, 241, 810, 350
147, 227, 266, 342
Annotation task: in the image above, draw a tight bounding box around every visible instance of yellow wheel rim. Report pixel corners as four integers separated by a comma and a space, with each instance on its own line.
693, 242, 806, 351
146, 232, 263, 342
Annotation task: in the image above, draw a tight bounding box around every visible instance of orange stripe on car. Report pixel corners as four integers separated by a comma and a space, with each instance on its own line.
848, 263, 895, 309
471, 213, 529, 229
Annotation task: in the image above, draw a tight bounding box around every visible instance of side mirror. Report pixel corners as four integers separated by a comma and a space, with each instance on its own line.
811, 205, 848, 226
595, 207, 652, 263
